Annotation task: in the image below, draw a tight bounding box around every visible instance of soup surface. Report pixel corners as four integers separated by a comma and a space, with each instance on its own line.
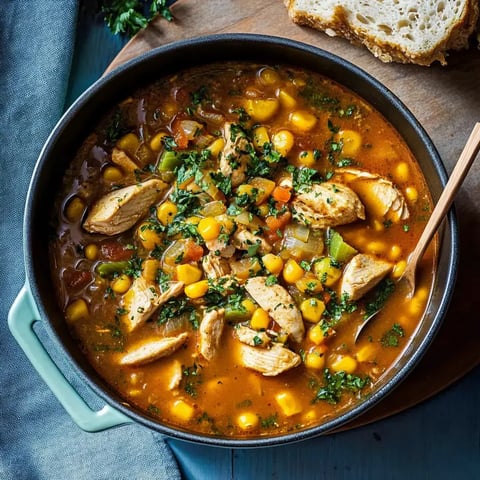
50, 62, 435, 438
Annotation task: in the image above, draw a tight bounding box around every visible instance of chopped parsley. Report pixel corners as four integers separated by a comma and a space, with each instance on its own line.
313, 368, 370, 404
381, 323, 405, 347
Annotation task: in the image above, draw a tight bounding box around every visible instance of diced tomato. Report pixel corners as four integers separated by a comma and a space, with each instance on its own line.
183, 240, 204, 262
171, 117, 189, 149
63, 269, 92, 291
264, 211, 292, 244
99, 240, 133, 261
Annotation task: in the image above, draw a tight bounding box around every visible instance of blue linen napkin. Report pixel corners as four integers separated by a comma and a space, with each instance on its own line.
0, 2, 180, 479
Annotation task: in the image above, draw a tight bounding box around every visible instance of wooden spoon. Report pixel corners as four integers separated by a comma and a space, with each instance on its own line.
355, 122, 480, 343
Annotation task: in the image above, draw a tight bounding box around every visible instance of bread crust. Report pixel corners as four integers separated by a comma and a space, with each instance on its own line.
284, 0, 479, 66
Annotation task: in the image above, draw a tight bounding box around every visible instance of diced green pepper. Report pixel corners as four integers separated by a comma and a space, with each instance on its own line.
225, 304, 250, 322
327, 229, 357, 263
96, 261, 129, 278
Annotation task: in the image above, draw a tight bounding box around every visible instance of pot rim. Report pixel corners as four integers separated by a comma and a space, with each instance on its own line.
24, 33, 458, 447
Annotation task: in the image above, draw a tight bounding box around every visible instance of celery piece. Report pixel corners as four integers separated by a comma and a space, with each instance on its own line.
224, 305, 250, 322
328, 229, 357, 263
96, 261, 129, 278
158, 150, 182, 172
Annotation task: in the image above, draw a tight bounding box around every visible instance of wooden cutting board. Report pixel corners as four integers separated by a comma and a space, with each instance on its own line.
106, 0, 480, 430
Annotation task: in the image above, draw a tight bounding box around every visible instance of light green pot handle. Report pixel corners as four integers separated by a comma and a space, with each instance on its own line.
8, 285, 133, 432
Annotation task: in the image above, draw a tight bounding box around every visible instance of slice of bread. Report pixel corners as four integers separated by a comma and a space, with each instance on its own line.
284, 0, 479, 65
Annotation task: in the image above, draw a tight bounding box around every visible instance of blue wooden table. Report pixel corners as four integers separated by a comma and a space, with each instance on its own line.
68, 7, 480, 479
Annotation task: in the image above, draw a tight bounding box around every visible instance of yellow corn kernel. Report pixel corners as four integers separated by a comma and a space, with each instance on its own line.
111, 274, 132, 294
242, 298, 256, 316
84, 244, 98, 261
184, 280, 209, 299
289, 110, 317, 132
256, 204, 269, 217
308, 324, 330, 345
245, 98, 279, 122
300, 298, 325, 323
258, 67, 280, 86
250, 308, 270, 330
142, 258, 160, 283
102, 165, 123, 182
302, 409, 317, 423
408, 286, 429, 316
276, 332, 289, 344
237, 412, 259, 431
304, 346, 327, 370
65, 299, 88, 323
176, 264, 203, 285
313, 257, 342, 287
127, 389, 143, 397
262, 253, 284, 275
405, 186, 418, 203
389, 245, 402, 261
248, 177, 276, 204
197, 217, 221, 241
282, 258, 304, 284
116, 132, 140, 156
275, 391, 302, 417
392, 259, 407, 279
277, 88, 297, 109
366, 240, 387, 255
372, 219, 385, 232
236, 183, 256, 198
272, 130, 295, 157
295, 276, 323, 294
65, 196, 85, 222
137, 224, 161, 250
297, 150, 316, 167
330, 355, 358, 374
356, 343, 377, 363
185, 216, 202, 226
149, 132, 168, 152
394, 162, 410, 182
170, 399, 195, 422
157, 201, 178, 226
252, 126, 270, 150
206, 137, 225, 157
337, 130, 362, 157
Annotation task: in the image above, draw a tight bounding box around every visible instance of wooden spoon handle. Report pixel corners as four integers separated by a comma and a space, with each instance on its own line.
405, 122, 480, 283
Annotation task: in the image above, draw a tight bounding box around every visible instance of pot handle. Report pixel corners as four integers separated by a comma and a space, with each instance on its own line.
8, 285, 133, 432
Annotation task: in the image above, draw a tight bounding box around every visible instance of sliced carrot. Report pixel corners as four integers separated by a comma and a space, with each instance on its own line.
272, 185, 292, 203
265, 211, 292, 243
184, 240, 204, 262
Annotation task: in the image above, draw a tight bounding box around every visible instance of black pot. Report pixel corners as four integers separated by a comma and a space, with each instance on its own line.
9, 34, 458, 448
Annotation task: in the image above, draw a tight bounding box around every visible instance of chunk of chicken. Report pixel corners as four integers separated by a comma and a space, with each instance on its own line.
111, 147, 138, 173
205, 238, 236, 258
220, 122, 252, 187
235, 325, 271, 347
198, 308, 225, 361
238, 343, 301, 376
245, 277, 304, 343
292, 182, 365, 229
118, 332, 189, 366
202, 252, 231, 279
337, 168, 409, 221
83, 179, 167, 235
232, 229, 272, 255
166, 359, 183, 391
121, 278, 184, 333
340, 253, 393, 301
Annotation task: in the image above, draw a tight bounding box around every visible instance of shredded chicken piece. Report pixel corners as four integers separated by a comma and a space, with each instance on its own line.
202, 252, 231, 279
111, 147, 138, 173
245, 277, 305, 343
198, 308, 226, 361
235, 325, 271, 347
238, 343, 301, 376
220, 122, 252, 187
232, 229, 272, 255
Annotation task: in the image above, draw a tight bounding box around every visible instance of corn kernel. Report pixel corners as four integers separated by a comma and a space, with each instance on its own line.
297, 150, 316, 167
245, 98, 279, 122
295, 276, 323, 294
313, 257, 342, 287
392, 260, 407, 279
256, 204, 269, 217
389, 245, 402, 261
300, 298, 325, 323
308, 324, 330, 345
149, 132, 168, 152
272, 130, 295, 157
236, 184, 257, 197
290, 110, 317, 132
185, 216, 201, 226
372, 219, 385, 232
65, 299, 88, 323
65, 196, 85, 222
408, 287, 429, 316
252, 126, 270, 150
275, 391, 302, 417
305, 346, 327, 370
197, 217, 221, 241
282, 259, 304, 284
157, 201, 178, 226
84, 244, 98, 261
142, 258, 160, 283
302, 409, 317, 423
237, 412, 259, 431
206, 137, 225, 157
176, 264, 203, 285
262, 253, 284, 275
170, 399, 195, 422
137, 224, 161, 250
184, 280, 209, 299
116, 133, 140, 156
277, 88, 297, 109
242, 298, 256, 316
366, 240, 387, 255
337, 130, 362, 157
330, 355, 358, 374
250, 308, 270, 330
102, 165, 123, 182
127, 389, 143, 397
111, 274, 132, 294
405, 186, 419, 203
356, 343, 377, 363
258, 67, 280, 86
394, 162, 410, 182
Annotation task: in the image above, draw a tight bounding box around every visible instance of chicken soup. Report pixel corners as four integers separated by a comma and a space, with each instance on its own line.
50, 62, 436, 437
